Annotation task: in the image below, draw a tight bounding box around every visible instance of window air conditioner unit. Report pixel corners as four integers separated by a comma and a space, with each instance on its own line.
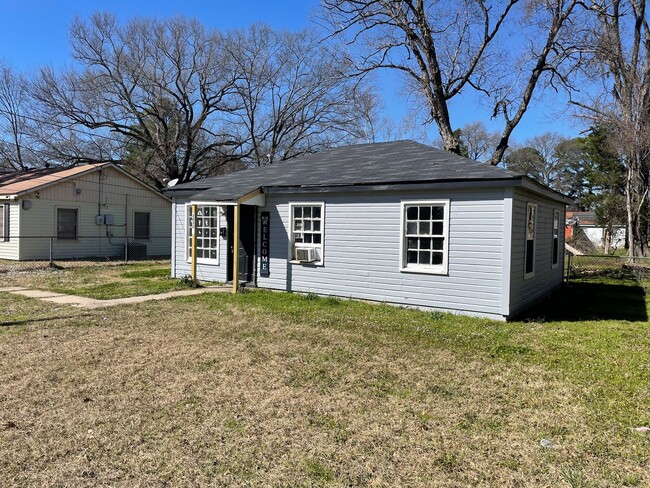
295, 247, 316, 263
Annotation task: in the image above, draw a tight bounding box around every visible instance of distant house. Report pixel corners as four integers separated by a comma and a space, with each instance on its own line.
164, 141, 572, 320
565, 211, 626, 251
0, 163, 171, 261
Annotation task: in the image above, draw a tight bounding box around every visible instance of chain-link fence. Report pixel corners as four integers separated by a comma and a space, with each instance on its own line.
0, 235, 171, 268
565, 253, 650, 288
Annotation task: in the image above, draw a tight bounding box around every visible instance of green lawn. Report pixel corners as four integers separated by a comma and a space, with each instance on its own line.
0, 264, 649, 486
1, 261, 197, 299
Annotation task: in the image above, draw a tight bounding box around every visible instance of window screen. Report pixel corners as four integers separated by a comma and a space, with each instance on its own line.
57, 208, 78, 240
0, 204, 8, 242
134, 212, 150, 239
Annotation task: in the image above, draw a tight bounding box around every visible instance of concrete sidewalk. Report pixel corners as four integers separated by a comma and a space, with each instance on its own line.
0, 285, 230, 308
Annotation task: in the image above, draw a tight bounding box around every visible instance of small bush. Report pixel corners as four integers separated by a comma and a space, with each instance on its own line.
179, 275, 198, 288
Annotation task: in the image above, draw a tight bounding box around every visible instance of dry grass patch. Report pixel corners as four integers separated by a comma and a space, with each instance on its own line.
0, 288, 648, 486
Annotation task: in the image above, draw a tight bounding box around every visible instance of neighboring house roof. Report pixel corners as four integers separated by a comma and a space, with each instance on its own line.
566, 211, 597, 225
0, 162, 168, 200
165, 140, 572, 204
566, 211, 625, 227
0, 163, 111, 196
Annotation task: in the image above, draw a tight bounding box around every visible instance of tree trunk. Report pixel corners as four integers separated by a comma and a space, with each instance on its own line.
626, 149, 649, 257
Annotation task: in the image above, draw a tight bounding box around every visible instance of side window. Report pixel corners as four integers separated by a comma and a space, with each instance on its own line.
187, 205, 220, 263
401, 200, 449, 274
57, 208, 78, 240
0, 204, 8, 242
525, 203, 537, 277
552, 209, 560, 268
134, 212, 150, 240
290, 203, 324, 264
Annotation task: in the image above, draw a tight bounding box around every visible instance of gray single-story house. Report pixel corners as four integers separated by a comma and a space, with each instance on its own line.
164, 141, 572, 320
0, 163, 171, 260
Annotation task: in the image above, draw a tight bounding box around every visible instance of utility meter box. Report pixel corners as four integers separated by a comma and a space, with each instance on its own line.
97, 214, 115, 225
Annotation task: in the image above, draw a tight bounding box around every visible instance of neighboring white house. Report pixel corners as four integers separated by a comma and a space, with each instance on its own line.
0, 163, 171, 261
565, 211, 626, 251
165, 141, 572, 320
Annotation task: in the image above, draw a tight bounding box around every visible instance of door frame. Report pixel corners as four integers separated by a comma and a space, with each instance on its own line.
226, 205, 257, 284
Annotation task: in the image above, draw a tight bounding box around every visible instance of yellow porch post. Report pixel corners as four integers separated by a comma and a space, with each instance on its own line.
232, 203, 240, 293
191, 204, 197, 282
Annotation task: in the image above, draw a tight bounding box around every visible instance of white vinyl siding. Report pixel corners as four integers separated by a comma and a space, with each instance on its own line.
0, 203, 18, 260
16, 198, 171, 261
509, 189, 565, 316
257, 189, 506, 319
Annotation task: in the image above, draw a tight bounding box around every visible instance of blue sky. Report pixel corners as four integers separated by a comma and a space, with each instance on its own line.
0, 0, 579, 144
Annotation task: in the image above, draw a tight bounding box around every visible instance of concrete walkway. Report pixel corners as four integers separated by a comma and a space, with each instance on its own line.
0, 285, 230, 309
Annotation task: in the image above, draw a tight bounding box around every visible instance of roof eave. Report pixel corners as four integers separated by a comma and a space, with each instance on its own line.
520, 177, 574, 205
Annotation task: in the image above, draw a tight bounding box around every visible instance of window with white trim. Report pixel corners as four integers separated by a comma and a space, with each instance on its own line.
525, 203, 537, 277
187, 205, 220, 263
401, 201, 449, 274
134, 212, 150, 240
57, 208, 78, 240
290, 203, 324, 263
552, 209, 560, 268
0, 204, 8, 242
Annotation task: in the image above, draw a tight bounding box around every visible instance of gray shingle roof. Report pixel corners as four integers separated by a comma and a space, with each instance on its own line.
165, 140, 522, 201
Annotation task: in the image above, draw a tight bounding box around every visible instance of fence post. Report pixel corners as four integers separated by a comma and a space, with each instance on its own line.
49, 237, 53, 265
565, 252, 572, 286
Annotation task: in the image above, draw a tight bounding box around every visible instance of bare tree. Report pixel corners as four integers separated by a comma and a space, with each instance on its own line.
504, 132, 578, 193
322, 0, 584, 164
573, 0, 650, 256
32, 13, 243, 187
458, 121, 501, 161
226, 24, 375, 165
0, 62, 32, 170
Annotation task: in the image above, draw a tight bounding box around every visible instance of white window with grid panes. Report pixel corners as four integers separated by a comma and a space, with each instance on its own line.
289, 203, 324, 264
400, 200, 449, 274
187, 205, 220, 264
